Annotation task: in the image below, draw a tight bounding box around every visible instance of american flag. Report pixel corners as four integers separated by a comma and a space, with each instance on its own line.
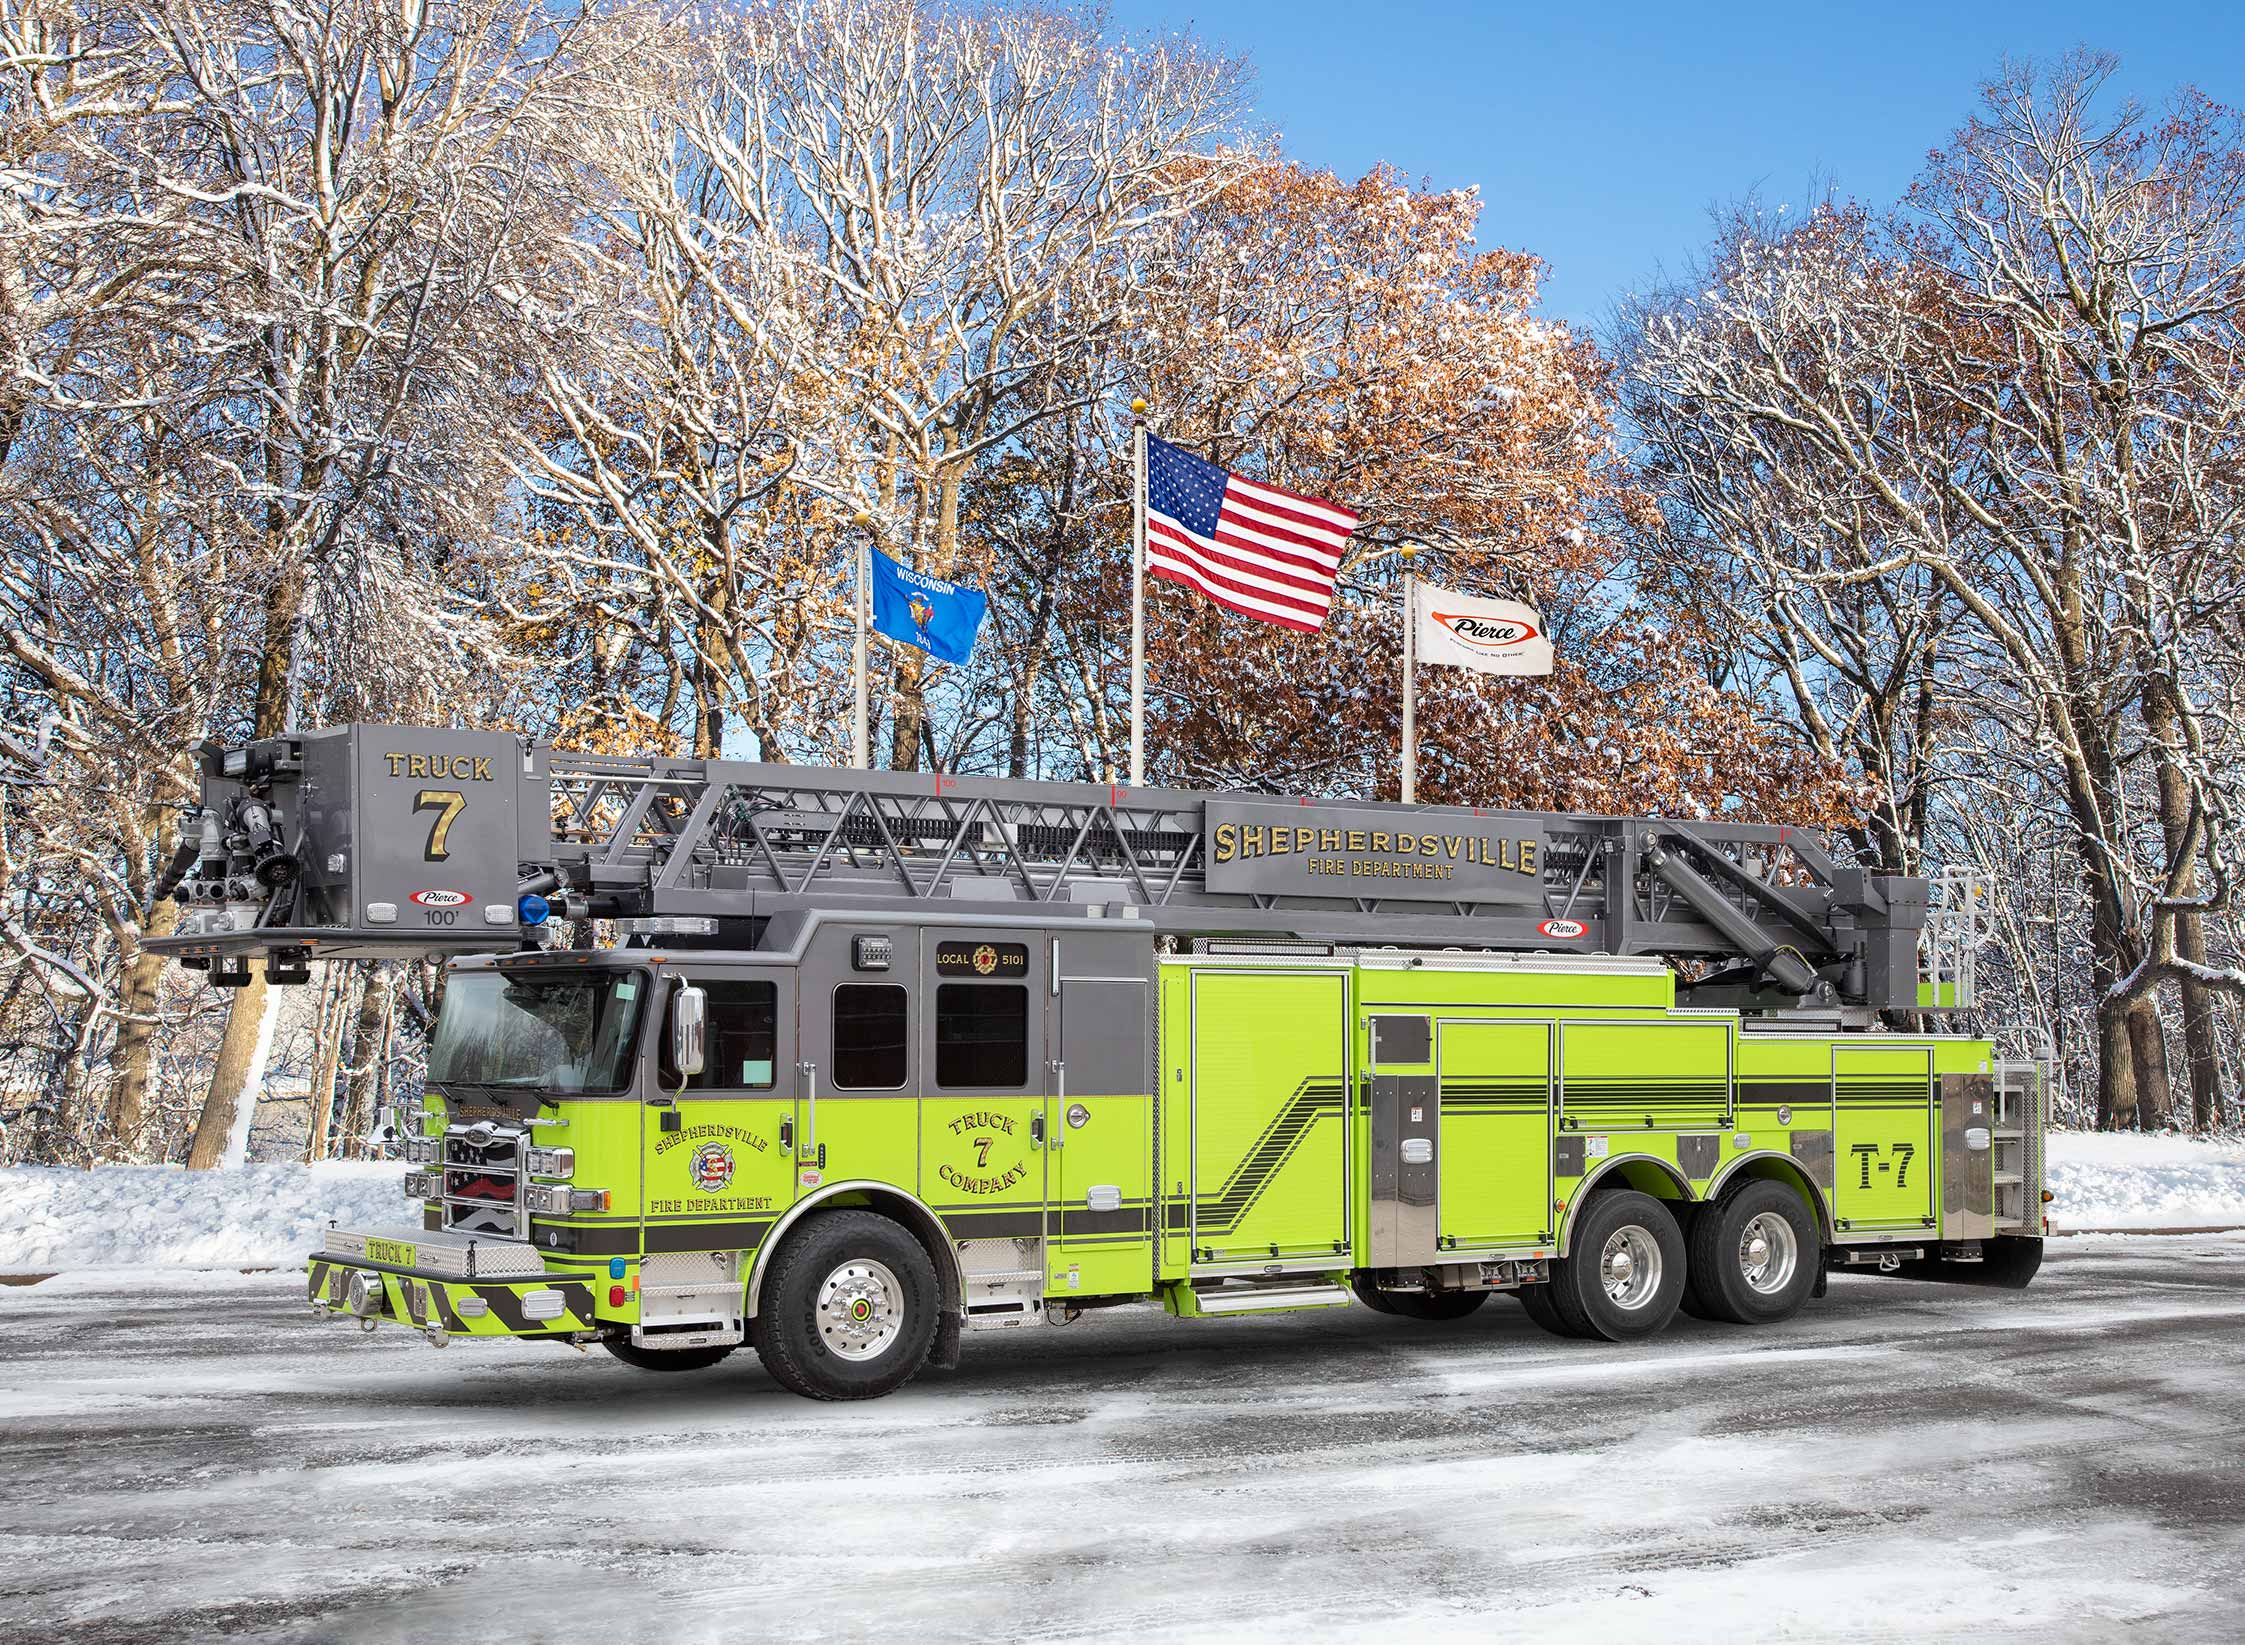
1143, 434, 1358, 632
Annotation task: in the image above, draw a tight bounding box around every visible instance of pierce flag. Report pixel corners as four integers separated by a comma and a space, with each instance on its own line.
867, 550, 986, 666
1411, 582, 1554, 676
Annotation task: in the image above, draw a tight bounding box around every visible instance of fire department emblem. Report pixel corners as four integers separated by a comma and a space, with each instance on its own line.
972, 943, 998, 975
690, 1142, 735, 1193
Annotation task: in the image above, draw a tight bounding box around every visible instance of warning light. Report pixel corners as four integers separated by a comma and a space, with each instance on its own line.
519, 893, 551, 926
609, 1286, 628, 1307
609, 1258, 627, 1280
2040, 1190, 2054, 1204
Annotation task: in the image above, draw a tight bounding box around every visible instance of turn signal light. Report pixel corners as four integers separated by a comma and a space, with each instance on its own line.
2040, 1190, 2054, 1204
608, 1286, 628, 1307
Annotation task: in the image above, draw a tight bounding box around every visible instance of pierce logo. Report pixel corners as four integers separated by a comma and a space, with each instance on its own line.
689, 1142, 735, 1193
1536, 917, 1588, 940
409, 888, 474, 908
1434, 612, 1542, 652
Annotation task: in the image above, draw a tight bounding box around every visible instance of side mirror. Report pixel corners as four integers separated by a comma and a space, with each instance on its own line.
670, 984, 707, 1078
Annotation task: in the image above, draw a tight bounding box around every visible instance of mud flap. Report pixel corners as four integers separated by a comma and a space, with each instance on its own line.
1882, 1235, 2043, 1290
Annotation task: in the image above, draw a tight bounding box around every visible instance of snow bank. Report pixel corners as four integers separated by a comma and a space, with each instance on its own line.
0, 1162, 405, 1271
3, 1132, 2240, 1272
2044, 1130, 2245, 1231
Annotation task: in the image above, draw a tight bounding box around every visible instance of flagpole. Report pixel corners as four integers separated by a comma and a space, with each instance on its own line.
850, 510, 871, 768
1129, 398, 1148, 788
1400, 542, 1418, 805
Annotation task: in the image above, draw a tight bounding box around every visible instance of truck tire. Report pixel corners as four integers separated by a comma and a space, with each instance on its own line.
1352, 1275, 1487, 1320
1548, 1190, 1686, 1341
1383, 1288, 1490, 1321
1349, 1274, 1401, 1315
602, 1338, 737, 1373
1685, 1180, 1820, 1325
1515, 1282, 1585, 1338
752, 1210, 940, 1401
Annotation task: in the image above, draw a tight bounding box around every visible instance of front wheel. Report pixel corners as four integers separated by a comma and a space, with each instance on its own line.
1549, 1190, 1686, 1341
602, 1337, 737, 1373
1685, 1181, 1820, 1325
752, 1210, 940, 1401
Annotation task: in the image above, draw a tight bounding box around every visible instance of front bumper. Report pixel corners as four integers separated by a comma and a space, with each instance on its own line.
312, 1247, 606, 1337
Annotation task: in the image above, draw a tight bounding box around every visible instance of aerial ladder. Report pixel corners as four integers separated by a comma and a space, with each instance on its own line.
147, 722, 1957, 1021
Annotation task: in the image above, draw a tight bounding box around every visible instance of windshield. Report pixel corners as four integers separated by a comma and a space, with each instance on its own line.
428, 969, 647, 1094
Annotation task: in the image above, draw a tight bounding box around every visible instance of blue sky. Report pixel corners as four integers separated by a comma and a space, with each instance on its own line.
1121, 2, 2244, 332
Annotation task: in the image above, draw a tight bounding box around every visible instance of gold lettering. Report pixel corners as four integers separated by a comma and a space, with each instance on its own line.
1272, 827, 1290, 856
1443, 835, 1462, 860
1320, 829, 1341, 852
1214, 823, 1237, 863
1521, 840, 1538, 877
1243, 825, 1264, 858
1294, 826, 1314, 855
1348, 830, 1366, 852
385, 753, 405, 777
1500, 838, 1517, 872
407, 754, 428, 779
473, 755, 492, 782
1371, 831, 1390, 854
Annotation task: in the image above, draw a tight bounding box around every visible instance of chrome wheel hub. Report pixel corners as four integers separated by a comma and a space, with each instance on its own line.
1599, 1226, 1662, 1310
816, 1258, 904, 1361
1738, 1212, 1799, 1295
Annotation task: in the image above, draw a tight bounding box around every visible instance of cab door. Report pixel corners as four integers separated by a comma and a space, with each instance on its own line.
917, 931, 1047, 1324
643, 969, 797, 1256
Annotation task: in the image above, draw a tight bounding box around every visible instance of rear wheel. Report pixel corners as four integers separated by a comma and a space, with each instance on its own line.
602, 1337, 736, 1373
1349, 1274, 1401, 1315
752, 1210, 940, 1401
1686, 1181, 1820, 1325
1549, 1190, 1686, 1341
1382, 1288, 1489, 1321
1515, 1281, 1583, 1338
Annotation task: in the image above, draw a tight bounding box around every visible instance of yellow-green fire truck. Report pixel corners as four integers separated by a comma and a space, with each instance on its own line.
151, 726, 2046, 1400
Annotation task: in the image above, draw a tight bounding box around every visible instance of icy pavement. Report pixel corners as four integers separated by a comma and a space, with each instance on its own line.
2, 1238, 2242, 1643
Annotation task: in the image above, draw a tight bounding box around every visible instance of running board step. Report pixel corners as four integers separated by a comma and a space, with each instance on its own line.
1174, 1278, 1353, 1317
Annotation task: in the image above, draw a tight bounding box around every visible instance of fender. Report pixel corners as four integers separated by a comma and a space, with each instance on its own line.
742, 1178, 965, 1320
1557, 1152, 1697, 1258
1704, 1149, 1835, 1239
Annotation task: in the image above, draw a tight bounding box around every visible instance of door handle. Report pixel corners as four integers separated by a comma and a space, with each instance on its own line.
797, 1061, 817, 1161
1029, 1111, 1046, 1150
778, 1116, 794, 1153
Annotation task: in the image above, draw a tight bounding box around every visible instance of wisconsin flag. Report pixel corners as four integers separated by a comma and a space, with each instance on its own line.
869, 550, 987, 666
1412, 582, 1554, 675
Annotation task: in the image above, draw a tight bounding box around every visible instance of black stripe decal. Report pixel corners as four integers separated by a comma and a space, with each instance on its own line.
1195, 1077, 1346, 1234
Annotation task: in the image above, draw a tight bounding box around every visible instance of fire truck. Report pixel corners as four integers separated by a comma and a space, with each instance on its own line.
150, 725, 2047, 1400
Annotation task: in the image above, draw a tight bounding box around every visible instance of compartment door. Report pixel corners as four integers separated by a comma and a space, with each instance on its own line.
1438, 1019, 1554, 1250
1189, 970, 1350, 1266
1834, 1045, 1935, 1232
1048, 975, 1153, 1298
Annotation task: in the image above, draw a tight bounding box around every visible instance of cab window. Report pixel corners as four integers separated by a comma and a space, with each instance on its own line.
936, 984, 1028, 1088
833, 984, 908, 1088
662, 979, 778, 1090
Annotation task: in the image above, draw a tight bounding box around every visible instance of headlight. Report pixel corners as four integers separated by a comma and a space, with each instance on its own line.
525, 1146, 574, 1178
404, 1170, 440, 1199
403, 1135, 438, 1165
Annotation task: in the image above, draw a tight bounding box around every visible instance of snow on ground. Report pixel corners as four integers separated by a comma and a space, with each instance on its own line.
2045, 1130, 2245, 1231
1, 1236, 2241, 1642
0, 1161, 404, 1270
1, 1130, 2240, 1274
